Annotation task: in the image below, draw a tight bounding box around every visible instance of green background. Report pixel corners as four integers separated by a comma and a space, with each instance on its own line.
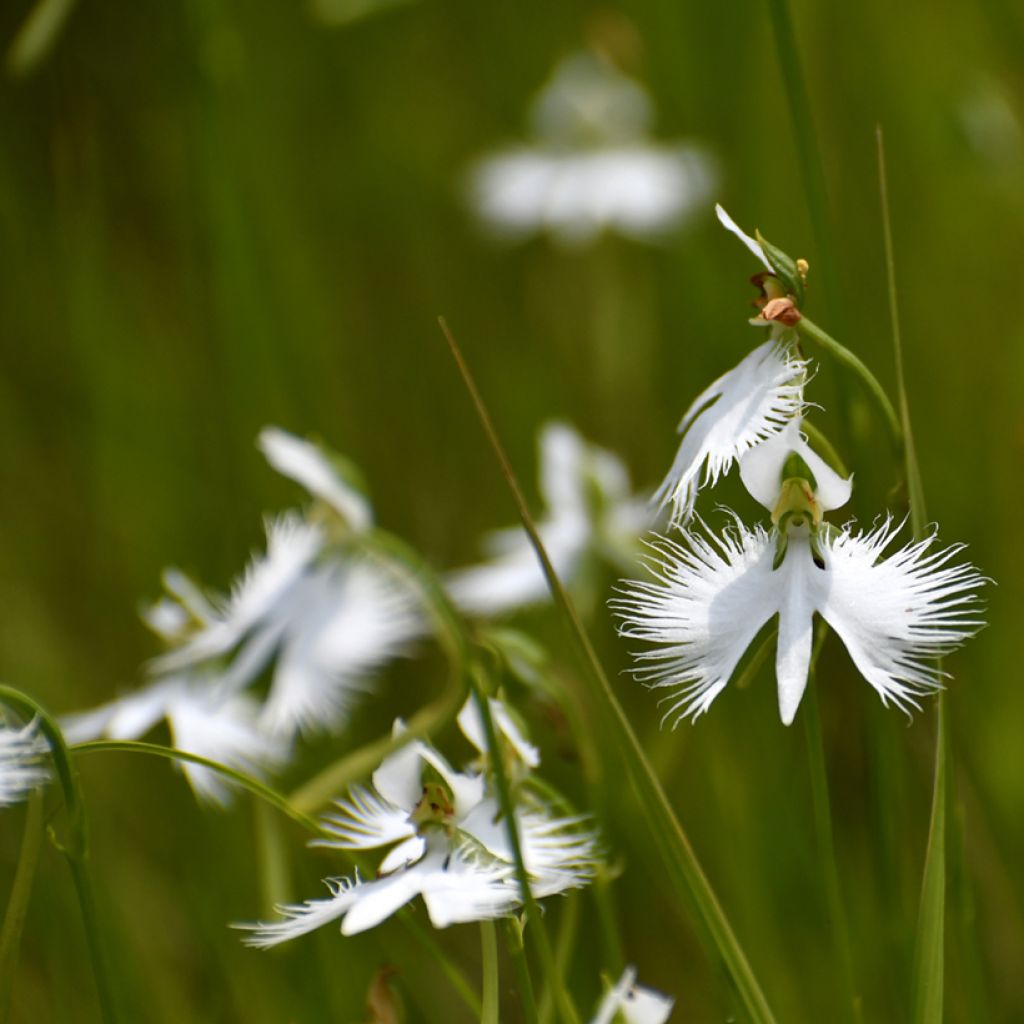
1, 0, 1021, 1020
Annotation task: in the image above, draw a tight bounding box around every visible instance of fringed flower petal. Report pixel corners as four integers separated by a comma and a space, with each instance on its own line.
654, 341, 807, 525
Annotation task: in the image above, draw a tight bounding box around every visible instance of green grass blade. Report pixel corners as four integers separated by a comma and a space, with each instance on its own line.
877, 128, 947, 1024
0, 792, 45, 1022
439, 318, 777, 1024
480, 921, 500, 1024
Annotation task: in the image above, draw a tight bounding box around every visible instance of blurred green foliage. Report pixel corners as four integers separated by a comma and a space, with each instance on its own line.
1, 0, 1022, 1020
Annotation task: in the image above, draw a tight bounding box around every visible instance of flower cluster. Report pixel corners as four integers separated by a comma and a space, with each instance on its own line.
615, 208, 986, 725
240, 697, 600, 943
64, 427, 424, 804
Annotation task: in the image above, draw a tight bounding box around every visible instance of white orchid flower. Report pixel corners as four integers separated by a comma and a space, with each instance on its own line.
0, 720, 49, 807
152, 514, 424, 737
591, 966, 675, 1024
715, 203, 771, 270
448, 422, 651, 616
616, 432, 985, 725
240, 722, 598, 945
470, 51, 715, 246
258, 426, 372, 531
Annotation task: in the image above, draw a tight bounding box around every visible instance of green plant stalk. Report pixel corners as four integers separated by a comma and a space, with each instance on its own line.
876, 127, 952, 1024
0, 792, 45, 1022
253, 798, 291, 918
539, 894, 581, 1024
439, 318, 777, 1024
803, 629, 861, 1024
796, 317, 902, 449
0, 686, 119, 1024
468, 678, 580, 1024
505, 919, 538, 1024
480, 920, 500, 1024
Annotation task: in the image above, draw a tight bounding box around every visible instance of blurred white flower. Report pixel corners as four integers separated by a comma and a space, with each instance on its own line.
62, 675, 289, 807
470, 51, 715, 246
0, 720, 48, 807
240, 719, 598, 945
615, 500, 985, 726
152, 514, 424, 737
258, 426, 372, 531
448, 422, 651, 616
591, 966, 674, 1024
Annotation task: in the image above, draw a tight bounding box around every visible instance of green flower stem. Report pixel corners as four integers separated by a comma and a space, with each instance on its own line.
803, 628, 861, 1024
71, 739, 329, 838
796, 317, 902, 449
253, 798, 291, 918
0, 792, 45, 1022
469, 678, 579, 1024
538, 893, 581, 1024
0, 686, 119, 1024
505, 919, 538, 1024
440, 318, 777, 1024
480, 920, 500, 1024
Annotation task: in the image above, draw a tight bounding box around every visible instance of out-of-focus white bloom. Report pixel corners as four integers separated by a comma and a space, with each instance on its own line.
0, 721, 48, 807
153, 514, 424, 737
258, 427, 372, 531
654, 341, 807, 525
240, 719, 598, 945
457, 696, 540, 771
591, 966, 675, 1024
62, 676, 289, 807
448, 422, 650, 616
471, 51, 715, 246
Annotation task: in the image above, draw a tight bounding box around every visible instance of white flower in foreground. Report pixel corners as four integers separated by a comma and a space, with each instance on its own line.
0, 721, 48, 807
654, 340, 807, 525
615, 510, 986, 725
591, 966, 674, 1024
448, 422, 651, 616
258, 426, 372, 531
62, 676, 289, 807
240, 720, 598, 945
470, 51, 714, 246
153, 514, 424, 736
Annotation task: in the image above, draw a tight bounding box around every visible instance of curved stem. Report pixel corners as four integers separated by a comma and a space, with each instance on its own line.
70, 739, 328, 838
0, 686, 119, 1024
0, 792, 45, 1022
796, 317, 902, 449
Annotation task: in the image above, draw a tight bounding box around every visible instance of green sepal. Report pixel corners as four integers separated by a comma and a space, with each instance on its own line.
756, 230, 806, 305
